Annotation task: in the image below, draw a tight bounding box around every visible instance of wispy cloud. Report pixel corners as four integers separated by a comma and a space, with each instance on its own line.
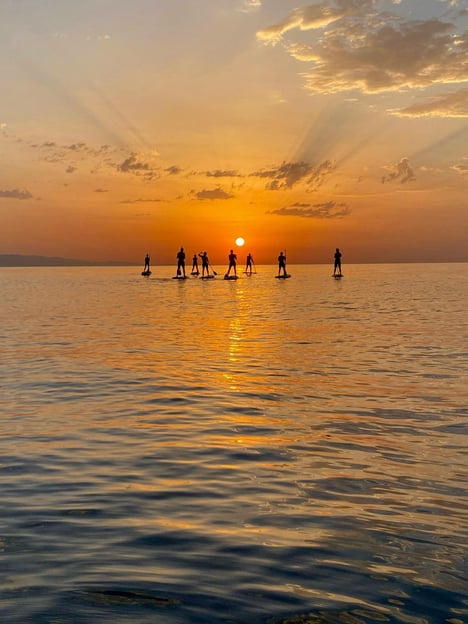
119, 198, 163, 204
382, 157, 416, 184
269, 200, 350, 218
250, 159, 335, 190
451, 159, 468, 176
195, 187, 234, 200
390, 88, 468, 118
206, 169, 241, 178
239, 0, 262, 12
0, 188, 33, 200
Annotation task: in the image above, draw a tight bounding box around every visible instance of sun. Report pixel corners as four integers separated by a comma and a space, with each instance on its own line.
235, 237, 245, 247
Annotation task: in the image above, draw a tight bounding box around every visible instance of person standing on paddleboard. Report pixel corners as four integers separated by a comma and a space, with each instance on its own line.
176, 247, 186, 277
226, 249, 237, 277
191, 254, 199, 275
278, 251, 287, 276
144, 253, 150, 272
245, 253, 253, 275
199, 251, 210, 277
334, 248, 342, 276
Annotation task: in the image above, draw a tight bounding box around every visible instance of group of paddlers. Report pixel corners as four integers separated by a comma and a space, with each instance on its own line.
143, 247, 342, 278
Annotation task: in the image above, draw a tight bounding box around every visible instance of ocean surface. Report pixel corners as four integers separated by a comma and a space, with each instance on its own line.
0, 263, 466, 624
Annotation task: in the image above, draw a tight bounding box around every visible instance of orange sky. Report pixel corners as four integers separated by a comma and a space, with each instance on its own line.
0, 0, 467, 264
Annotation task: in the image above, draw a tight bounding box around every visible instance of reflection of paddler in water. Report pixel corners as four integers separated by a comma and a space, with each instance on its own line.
176, 247, 186, 277
191, 254, 199, 275
198, 251, 210, 276
226, 249, 237, 277
334, 247, 342, 276
144, 253, 150, 271
245, 253, 254, 275
278, 251, 287, 276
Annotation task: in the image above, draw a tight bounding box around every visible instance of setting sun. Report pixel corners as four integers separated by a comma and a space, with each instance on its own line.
235, 237, 245, 247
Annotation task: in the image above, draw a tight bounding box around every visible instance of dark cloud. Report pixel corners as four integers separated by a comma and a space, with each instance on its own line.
0, 188, 33, 200
269, 200, 350, 218
165, 165, 182, 175
382, 157, 416, 184
251, 159, 335, 190
118, 153, 151, 173
66, 165, 76, 174
251, 161, 313, 189
195, 187, 234, 200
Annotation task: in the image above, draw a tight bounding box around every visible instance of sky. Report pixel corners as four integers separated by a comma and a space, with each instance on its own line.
0, 0, 467, 264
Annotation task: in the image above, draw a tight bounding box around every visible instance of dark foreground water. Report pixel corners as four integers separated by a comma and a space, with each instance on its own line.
1, 264, 466, 623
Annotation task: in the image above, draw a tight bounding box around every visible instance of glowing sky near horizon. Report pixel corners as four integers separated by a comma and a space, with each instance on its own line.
0, 0, 467, 264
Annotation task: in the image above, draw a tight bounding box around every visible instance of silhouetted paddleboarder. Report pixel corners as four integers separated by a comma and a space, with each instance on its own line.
334, 248, 342, 276
245, 253, 254, 275
191, 254, 199, 275
144, 253, 150, 272
278, 251, 287, 276
176, 247, 186, 277
199, 251, 210, 277
226, 249, 237, 277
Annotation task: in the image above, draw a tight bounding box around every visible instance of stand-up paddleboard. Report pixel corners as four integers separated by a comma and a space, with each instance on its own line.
200, 275, 215, 280
191, 271, 199, 276
172, 275, 188, 280
333, 274, 343, 279
275, 274, 291, 279
141, 270, 152, 276
224, 275, 239, 280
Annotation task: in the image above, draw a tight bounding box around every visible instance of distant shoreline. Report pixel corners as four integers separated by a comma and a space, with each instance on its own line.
0, 255, 134, 267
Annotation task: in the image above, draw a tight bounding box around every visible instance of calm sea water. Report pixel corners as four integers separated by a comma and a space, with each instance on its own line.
0, 264, 466, 624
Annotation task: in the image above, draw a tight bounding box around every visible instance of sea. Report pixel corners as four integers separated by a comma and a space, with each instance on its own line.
0, 263, 466, 624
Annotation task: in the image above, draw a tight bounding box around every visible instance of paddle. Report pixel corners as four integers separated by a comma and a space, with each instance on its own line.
209, 264, 218, 276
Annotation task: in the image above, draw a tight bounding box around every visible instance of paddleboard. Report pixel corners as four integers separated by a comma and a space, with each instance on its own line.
200, 275, 215, 280
224, 275, 239, 280
275, 274, 291, 279
141, 270, 152, 276
191, 271, 199, 276
333, 274, 343, 279
172, 275, 188, 280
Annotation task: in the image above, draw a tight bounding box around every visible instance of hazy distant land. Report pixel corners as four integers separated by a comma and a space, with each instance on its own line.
0, 255, 134, 267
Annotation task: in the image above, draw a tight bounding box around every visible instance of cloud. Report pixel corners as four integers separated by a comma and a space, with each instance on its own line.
251, 161, 313, 189
257, 4, 357, 43
206, 169, 240, 178
195, 187, 234, 200
119, 198, 163, 204
94, 188, 108, 193
451, 160, 468, 176
165, 165, 182, 175
118, 153, 151, 172
239, 0, 262, 12
66, 165, 77, 174
258, 2, 468, 95
0, 188, 33, 200
269, 200, 350, 218
117, 153, 159, 180
250, 159, 335, 190
390, 88, 468, 118
382, 157, 416, 184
